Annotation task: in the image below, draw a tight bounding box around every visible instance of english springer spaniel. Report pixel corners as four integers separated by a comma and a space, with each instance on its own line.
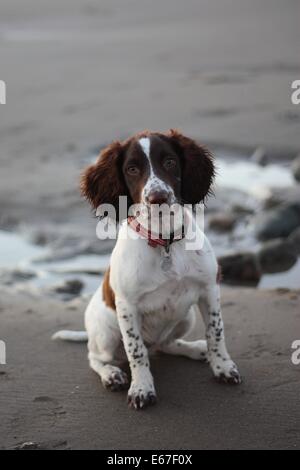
53, 130, 241, 410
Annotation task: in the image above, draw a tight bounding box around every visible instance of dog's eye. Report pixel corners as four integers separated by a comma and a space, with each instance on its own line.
127, 165, 140, 176
163, 157, 177, 170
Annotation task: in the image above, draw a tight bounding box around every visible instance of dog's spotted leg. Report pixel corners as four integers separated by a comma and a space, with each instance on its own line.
116, 298, 157, 410
198, 285, 241, 384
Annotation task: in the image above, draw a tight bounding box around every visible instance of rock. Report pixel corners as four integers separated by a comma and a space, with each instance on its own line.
209, 213, 237, 232
53, 279, 84, 297
27, 225, 66, 246
31, 231, 49, 246
218, 252, 261, 286
263, 186, 300, 209
288, 227, 300, 255
275, 288, 292, 295
251, 147, 269, 167
33, 238, 114, 263
258, 239, 297, 273
206, 187, 257, 215
0, 269, 36, 285
14, 442, 40, 450
231, 204, 255, 216
12, 439, 68, 450
254, 203, 300, 241
292, 155, 300, 183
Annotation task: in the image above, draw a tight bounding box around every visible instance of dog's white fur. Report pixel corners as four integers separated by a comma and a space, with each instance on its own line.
53, 136, 241, 409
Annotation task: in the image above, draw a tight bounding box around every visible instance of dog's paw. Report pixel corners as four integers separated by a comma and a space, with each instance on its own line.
211, 359, 242, 385
101, 367, 129, 392
127, 383, 157, 410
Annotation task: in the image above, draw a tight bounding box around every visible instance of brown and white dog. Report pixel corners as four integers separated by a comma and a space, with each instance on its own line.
53, 130, 241, 410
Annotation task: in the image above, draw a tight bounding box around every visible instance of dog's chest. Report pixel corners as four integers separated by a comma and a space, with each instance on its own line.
139, 277, 200, 345
112, 233, 214, 345
137, 243, 205, 307
132, 243, 210, 344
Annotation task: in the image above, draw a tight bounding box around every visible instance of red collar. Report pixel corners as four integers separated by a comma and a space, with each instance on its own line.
127, 216, 184, 249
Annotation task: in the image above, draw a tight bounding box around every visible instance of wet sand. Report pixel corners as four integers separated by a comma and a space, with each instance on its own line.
0, 287, 299, 450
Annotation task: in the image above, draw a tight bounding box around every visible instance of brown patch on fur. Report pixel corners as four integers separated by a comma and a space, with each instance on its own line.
80, 131, 151, 212
102, 267, 116, 310
167, 129, 215, 204
80, 140, 132, 218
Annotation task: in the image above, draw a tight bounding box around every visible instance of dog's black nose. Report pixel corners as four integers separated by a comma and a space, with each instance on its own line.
147, 191, 169, 205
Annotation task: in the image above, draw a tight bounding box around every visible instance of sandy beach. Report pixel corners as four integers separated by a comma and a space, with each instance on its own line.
0, 0, 300, 450
1, 287, 299, 450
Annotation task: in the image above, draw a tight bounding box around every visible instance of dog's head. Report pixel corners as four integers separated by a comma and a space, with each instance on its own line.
81, 129, 215, 219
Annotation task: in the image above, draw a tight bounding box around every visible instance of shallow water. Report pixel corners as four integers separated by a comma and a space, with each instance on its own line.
216, 158, 293, 199
259, 259, 300, 290
0, 230, 44, 269
0, 231, 108, 296
0, 157, 299, 294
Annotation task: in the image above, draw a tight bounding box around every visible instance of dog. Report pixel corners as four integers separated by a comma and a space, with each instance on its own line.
53, 129, 241, 409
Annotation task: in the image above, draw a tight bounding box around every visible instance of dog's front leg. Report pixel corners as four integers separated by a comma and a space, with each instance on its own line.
198, 285, 241, 384
116, 298, 156, 409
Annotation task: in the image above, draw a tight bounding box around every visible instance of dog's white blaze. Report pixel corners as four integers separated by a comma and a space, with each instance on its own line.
139, 137, 155, 179
139, 137, 151, 159
138, 137, 173, 202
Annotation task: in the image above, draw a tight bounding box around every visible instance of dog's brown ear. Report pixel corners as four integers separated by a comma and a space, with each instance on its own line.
80, 141, 130, 216
168, 129, 215, 204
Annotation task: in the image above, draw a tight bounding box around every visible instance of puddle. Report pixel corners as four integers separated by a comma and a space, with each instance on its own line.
0, 230, 45, 269
0, 230, 109, 297
35, 254, 111, 275
259, 259, 300, 290
0, 155, 299, 294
